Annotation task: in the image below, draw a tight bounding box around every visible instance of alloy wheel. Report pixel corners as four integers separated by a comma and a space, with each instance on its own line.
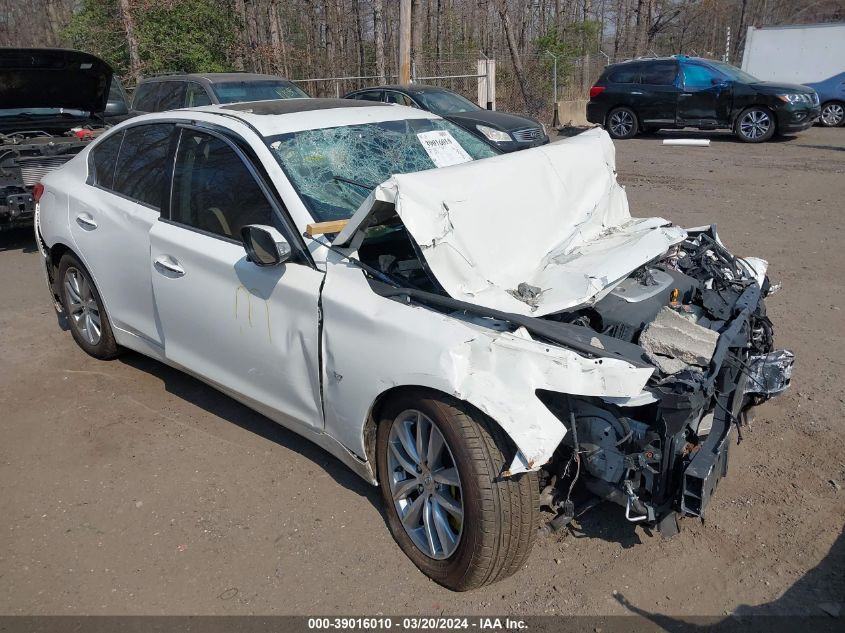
821, 103, 844, 127
609, 110, 634, 137
387, 409, 463, 560
740, 110, 771, 140
64, 267, 102, 346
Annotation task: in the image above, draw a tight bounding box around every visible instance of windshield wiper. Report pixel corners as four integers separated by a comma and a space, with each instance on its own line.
333, 175, 377, 191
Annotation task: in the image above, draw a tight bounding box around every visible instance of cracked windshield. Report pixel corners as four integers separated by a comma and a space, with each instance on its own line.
268, 118, 497, 222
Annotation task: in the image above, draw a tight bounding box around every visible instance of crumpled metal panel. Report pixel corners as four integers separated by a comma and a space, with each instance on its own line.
320, 262, 654, 474
335, 128, 686, 316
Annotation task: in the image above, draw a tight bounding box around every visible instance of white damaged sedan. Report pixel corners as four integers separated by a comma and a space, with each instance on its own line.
35, 99, 792, 590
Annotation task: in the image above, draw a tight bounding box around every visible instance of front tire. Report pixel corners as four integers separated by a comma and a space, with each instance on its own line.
735, 106, 775, 142
605, 106, 639, 139
820, 101, 845, 127
376, 391, 538, 591
58, 253, 119, 359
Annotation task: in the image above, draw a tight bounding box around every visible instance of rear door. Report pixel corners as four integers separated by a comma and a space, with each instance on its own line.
677, 62, 732, 126
148, 125, 324, 430
637, 60, 680, 126
69, 123, 177, 347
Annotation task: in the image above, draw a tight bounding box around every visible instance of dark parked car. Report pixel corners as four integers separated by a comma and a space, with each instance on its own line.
131, 72, 309, 114
587, 56, 821, 143
344, 85, 548, 152
804, 71, 845, 127
1, 48, 114, 231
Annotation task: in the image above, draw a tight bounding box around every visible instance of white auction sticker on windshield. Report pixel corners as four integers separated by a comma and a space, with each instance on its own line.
416, 130, 473, 167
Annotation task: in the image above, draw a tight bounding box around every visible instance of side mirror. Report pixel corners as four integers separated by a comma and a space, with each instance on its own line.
104, 99, 129, 116
711, 78, 730, 87
241, 225, 292, 267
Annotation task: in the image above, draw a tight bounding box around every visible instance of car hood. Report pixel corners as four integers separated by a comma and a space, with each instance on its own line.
752, 81, 814, 94
334, 128, 686, 317
444, 109, 540, 131
0, 48, 113, 120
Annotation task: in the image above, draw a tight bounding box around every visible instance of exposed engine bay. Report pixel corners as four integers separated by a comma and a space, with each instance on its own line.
354, 220, 793, 535
1, 129, 101, 230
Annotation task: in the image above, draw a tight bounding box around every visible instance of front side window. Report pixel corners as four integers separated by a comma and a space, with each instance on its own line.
89, 131, 124, 189
112, 124, 174, 209
211, 80, 308, 104
185, 83, 212, 107
170, 129, 274, 239
414, 90, 479, 115
132, 83, 160, 112
682, 64, 722, 90
268, 118, 498, 222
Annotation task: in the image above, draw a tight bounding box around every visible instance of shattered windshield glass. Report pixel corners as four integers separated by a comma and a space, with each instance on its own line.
268, 118, 497, 221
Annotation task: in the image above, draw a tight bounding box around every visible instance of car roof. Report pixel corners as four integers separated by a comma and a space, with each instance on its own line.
114, 98, 441, 137
349, 84, 452, 94
138, 72, 296, 84
606, 55, 717, 69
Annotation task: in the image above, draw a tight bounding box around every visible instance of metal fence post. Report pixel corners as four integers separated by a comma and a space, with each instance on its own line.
545, 51, 560, 127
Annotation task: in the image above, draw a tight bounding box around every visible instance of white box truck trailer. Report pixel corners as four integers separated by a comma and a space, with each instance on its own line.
741, 22, 845, 84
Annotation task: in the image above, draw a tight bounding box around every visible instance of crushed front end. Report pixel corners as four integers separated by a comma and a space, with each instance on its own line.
538, 226, 793, 534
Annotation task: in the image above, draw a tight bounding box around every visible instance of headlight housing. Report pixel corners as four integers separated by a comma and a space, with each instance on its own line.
476, 124, 512, 143
777, 93, 811, 104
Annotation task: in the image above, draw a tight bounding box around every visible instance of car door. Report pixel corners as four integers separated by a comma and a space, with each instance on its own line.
677, 62, 732, 126
70, 122, 177, 347
148, 125, 324, 431
637, 60, 681, 126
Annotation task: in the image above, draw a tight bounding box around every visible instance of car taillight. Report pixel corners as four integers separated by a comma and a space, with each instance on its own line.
589, 86, 606, 99
32, 183, 45, 203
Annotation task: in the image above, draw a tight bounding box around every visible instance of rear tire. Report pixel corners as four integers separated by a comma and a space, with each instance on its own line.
376, 391, 538, 591
605, 106, 639, 139
735, 106, 775, 142
819, 101, 845, 127
58, 253, 120, 360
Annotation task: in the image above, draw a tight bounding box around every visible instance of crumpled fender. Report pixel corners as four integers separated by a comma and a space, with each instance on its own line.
320, 262, 654, 476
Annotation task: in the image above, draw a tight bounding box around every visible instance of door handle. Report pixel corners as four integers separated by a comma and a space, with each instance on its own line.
153, 256, 185, 277
75, 213, 97, 230
680, 93, 693, 97
630, 91, 643, 95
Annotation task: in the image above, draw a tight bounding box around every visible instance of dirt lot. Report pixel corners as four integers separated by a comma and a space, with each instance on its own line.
1, 125, 843, 618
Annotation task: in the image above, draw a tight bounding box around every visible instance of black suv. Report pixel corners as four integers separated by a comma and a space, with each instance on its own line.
587, 56, 820, 143
131, 72, 308, 113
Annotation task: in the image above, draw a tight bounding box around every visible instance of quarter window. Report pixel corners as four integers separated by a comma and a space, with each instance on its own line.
132, 83, 160, 112
89, 131, 124, 189
608, 64, 642, 84
170, 130, 274, 239
112, 124, 174, 209
157, 82, 185, 111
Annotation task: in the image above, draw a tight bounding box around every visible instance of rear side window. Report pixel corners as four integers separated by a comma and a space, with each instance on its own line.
157, 82, 185, 111
608, 64, 642, 84
89, 131, 124, 189
112, 124, 174, 209
170, 129, 274, 239
351, 90, 383, 102
185, 83, 212, 107
641, 62, 678, 86
132, 82, 160, 112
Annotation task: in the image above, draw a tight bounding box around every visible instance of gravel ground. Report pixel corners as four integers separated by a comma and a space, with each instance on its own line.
1, 125, 843, 617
